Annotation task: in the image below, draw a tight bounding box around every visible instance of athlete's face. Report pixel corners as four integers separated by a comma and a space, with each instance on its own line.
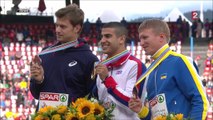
100, 28, 125, 58
55, 18, 80, 43
139, 28, 163, 56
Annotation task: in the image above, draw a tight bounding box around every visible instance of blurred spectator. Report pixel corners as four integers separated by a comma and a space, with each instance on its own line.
8, 50, 15, 60
38, 37, 46, 48
25, 35, 32, 46
191, 20, 197, 38
16, 29, 24, 43
31, 36, 39, 45
96, 17, 102, 34
176, 15, 182, 25
82, 34, 92, 45
196, 18, 203, 38
8, 29, 16, 41
2, 34, 11, 47
128, 33, 136, 46
90, 34, 98, 46
0, 42, 2, 59
211, 20, 213, 37
170, 34, 177, 44
176, 15, 183, 33
83, 18, 91, 36
204, 18, 210, 38
0, 24, 6, 33
182, 19, 190, 39
22, 26, 29, 39
121, 17, 128, 27
0, 93, 6, 109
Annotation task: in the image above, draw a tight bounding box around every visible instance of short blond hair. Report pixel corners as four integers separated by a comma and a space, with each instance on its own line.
138, 19, 170, 42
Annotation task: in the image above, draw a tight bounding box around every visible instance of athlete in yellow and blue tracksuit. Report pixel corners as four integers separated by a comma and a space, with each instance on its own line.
141, 45, 209, 120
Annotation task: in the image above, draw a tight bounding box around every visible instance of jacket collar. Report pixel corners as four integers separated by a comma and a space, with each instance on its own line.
106, 51, 131, 68
152, 44, 169, 60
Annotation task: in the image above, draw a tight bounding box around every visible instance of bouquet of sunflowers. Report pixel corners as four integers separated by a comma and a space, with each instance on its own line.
31, 97, 115, 120
154, 113, 193, 120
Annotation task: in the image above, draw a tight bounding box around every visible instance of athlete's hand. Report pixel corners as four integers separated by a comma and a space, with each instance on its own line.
95, 64, 109, 81
128, 97, 142, 113
30, 56, 44, 84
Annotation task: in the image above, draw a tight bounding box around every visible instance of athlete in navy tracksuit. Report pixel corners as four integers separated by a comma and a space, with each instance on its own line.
30, 5, 98, 108
30, 39, 98, 105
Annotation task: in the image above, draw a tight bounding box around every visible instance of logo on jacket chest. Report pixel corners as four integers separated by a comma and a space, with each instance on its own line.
160, 73, 167, 80
115, 70, 122, 75
68, 60, 77, 67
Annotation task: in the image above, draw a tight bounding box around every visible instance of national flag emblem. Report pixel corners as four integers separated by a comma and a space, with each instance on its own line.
116, 70, 122, 75
160, 73, 167, 80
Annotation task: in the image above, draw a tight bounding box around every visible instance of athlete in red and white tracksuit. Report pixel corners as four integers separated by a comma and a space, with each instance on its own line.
96, 52, 146, 120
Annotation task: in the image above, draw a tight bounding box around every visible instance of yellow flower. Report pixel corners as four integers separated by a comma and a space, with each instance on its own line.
77, 100, 95, 118
94, 103, 104, 116
34, 115, 44, 120
34, 115, 50, 120
72, 98, 87, 108
154, 115, 166, 120
65, 113, 79, 120
161, 116, 167, 120
154, 113, 185, 120
175, 113, 183, 120
85, 114, 96, 120
51, 114, 61, 120
32, 97, 115, 120
57, 105, 68, 114
38, 106, 54, 114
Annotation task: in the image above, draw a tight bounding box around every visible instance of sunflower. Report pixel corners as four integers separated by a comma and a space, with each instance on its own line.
72, 98, 87, 108
77, 100, 95, 118
154, 115, 166, 120
175, 113, 183, 120
51, 114, 61, 120
38, 106, 54, 114
57, 105, 68, 114
85, 114, 96, 120
34, 115, 50, 120
94, 103, 104, 116
34, 115, 44, 120
65, 113, 79, 120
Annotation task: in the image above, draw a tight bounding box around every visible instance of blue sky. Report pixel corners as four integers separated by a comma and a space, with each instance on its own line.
0, 0, 212, 22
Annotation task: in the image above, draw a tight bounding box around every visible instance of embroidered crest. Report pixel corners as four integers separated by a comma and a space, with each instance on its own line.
160, 73, 167, 80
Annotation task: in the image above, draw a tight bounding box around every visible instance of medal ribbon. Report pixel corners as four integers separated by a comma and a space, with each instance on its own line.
100, 49, 130, 66
91, 49, 130, 80
135, 45, 171, 86
38, 40, 78, 55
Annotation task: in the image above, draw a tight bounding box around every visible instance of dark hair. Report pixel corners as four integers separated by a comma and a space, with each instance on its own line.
102, 22, 128, 37
102, 22, 128, 46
